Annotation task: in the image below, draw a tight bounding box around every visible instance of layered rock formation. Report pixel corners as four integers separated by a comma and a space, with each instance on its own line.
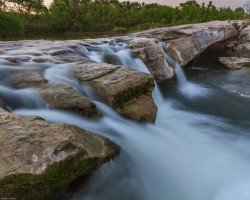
127, 21, 242, 81
73, 62, 157, 122
132, 21, 239, 66
127, 38, 174, 81
0, 108, 118, 200
1, 56, 157, 122
219, 57, 250, 69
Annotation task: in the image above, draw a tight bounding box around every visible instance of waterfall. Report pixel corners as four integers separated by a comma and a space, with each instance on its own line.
2, 40, 250, 200
0, 86, 46, 110
164, 52, 187, 87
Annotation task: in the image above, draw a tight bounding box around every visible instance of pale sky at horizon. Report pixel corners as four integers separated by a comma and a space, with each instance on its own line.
44, 0, 246, 9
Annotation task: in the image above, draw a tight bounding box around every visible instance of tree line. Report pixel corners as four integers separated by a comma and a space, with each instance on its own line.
0, 0, 246, 39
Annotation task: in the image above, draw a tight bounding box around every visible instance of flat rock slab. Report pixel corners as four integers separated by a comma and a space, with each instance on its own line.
219, 57, 250, 69
0, 108, 117, 199
38, 84, 100, 117
73, 62, 157, 122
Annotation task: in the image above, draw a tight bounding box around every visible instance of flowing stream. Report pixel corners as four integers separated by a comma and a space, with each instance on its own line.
1, 40, 250, 200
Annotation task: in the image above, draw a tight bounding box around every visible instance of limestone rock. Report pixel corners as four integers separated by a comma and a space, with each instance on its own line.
73, 62, 157, 122
219, 57, 250, 69
128, 38, 174, 82
117, 95, 157, 122
38, 84, 100, 117
0, 108, 118, 200
239, 24, 250, 42
166, 36, 199, 66
0, 66, 47, 89
0, 64, 100, 117
132, 21, 239, 66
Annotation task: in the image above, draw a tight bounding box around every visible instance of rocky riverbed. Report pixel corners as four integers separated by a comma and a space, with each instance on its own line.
0, 20, 249, 199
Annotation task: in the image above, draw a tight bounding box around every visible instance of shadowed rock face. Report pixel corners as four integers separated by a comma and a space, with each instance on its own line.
0, 108, 118, 200
219, 57, 250, 70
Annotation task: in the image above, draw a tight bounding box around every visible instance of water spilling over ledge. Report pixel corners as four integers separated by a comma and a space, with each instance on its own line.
0, 20, 250, 200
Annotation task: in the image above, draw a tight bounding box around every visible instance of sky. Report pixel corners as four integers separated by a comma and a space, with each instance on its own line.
44, 0, 246, 9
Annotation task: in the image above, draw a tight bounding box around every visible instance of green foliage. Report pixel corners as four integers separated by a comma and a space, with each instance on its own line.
0, 0, 246, 39
0, 11, 23, 38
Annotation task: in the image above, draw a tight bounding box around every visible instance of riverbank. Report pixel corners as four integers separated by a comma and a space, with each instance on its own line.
0, 0, 245, 40
0, 20, 249, 199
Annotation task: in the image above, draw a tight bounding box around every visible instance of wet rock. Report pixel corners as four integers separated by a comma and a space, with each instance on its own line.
166, 36, 199, 66
117, 95, 157, 122
73, 62, 157, 122
73, 62, 120, 82
0, 108, 118, 200
3, 66, 48, 89
1, 64, 99, 117
5, 56, 32, 63
132, 21, 239, 66
219, 57, 250, 69
37, 84, 100, 117
128, 38, 174, 82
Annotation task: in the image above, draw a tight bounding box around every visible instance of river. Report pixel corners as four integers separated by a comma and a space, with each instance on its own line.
0, 40, 250, 200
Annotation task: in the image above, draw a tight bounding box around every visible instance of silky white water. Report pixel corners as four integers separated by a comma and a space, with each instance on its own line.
1, 40, 250, 200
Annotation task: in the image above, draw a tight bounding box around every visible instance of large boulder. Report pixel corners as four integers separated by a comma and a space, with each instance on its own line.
73, 62, 157, 122
0, 108, 118, 200
219, 57, 250, 69
132, 21, 240, 66
127, 38, 174, 82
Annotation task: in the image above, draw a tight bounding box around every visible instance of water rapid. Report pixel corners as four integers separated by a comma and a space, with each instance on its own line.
1, 40, 250, 200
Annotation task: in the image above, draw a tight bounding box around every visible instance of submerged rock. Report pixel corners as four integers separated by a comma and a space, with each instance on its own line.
73, 62, 157, 122
0, 66, 47, 89
219, 57, 250, 69
0, 108, 118, 200
128, 38, 174, 82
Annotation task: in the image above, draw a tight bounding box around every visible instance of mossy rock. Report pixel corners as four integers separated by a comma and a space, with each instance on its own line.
0, 108, 119, 200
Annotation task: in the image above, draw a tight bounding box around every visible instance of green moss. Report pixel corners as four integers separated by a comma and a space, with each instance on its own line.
0, 144, 119, 200
112, 77, 155, 108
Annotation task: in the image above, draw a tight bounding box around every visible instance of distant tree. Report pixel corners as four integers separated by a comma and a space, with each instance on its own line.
234, 7, 245, 17
0, 0, 47, 14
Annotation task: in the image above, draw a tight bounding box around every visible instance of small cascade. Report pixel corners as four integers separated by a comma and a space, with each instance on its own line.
0, 86, 46, 110
75, 42, 150, 74
164, 52, 209, 98
164, 52, 187, 87
1, 40, 250, 200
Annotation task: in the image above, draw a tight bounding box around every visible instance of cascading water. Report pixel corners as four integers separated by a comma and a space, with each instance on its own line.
164, 52, 187, 87
1, 40, 250, 200
164, 52, 210, 98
